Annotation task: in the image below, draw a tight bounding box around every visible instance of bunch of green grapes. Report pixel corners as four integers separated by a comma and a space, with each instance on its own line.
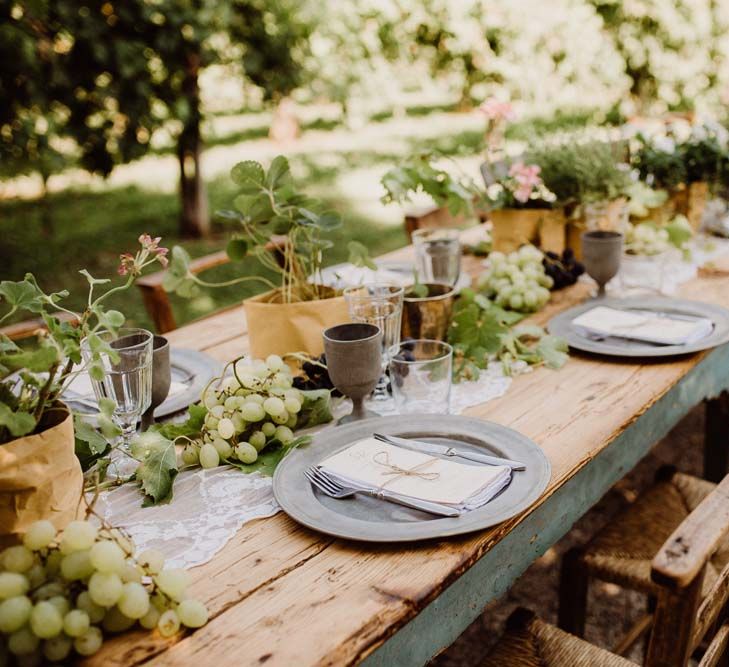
184, 354, 304, 469
0, 520, 208, 662
625, 223, 671, 256
478, 245, 553, 312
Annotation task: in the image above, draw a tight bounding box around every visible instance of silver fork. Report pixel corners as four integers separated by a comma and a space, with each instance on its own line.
304, 467, 461, 517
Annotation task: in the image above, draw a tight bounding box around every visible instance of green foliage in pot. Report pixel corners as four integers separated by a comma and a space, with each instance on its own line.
164, 156, 373, 304
0, 236, 168, 449
679, 126, 729, 187
527, 138, 632, 205
631, 134, 688, 190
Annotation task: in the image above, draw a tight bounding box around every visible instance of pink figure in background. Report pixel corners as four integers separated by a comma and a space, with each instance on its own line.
479, 98, 516, 156
269, 98, 301, 145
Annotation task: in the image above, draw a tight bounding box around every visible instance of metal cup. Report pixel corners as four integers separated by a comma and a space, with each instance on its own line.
581, 230, 623, 298
323, 323, 382, 424
401, 283, 456, 341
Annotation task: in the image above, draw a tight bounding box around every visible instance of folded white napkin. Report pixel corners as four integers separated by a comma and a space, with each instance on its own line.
319, 438, 512, 512
571, 306, 713, 346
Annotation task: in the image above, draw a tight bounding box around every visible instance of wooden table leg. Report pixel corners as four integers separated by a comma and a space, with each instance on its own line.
705, 393, 729, 483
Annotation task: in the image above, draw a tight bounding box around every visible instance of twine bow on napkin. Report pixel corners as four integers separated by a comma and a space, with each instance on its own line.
372, 450, 440, 495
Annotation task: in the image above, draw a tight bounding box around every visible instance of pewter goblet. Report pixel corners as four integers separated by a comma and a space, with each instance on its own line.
581, 230, 623, 298
141, 335, 171, 431
323, 323, 382, 424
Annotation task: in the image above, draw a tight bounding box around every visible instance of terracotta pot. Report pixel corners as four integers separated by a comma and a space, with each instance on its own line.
401, 283, 455, 342
244, 286, 350, 358
0, 404, 82, 547
489, 208, 566, 254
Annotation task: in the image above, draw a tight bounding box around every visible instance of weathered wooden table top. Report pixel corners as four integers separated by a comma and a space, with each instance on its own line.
86, 228, 729, 667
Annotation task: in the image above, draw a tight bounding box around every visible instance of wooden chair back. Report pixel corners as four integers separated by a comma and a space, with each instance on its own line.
404, 205, 488, 241
0, 312, 78, 341
645, 472, 729, 667
136, 235, 287, 334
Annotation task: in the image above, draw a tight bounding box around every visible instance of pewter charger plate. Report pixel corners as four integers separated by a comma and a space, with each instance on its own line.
273, 414, 551, 543
547, 297, 729, 358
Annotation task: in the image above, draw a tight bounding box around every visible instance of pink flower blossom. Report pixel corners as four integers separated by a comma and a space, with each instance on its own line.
138, 233, 169, 266
508, 162, 543, 203
118, 253, 135, 276
478, 99, 516, 122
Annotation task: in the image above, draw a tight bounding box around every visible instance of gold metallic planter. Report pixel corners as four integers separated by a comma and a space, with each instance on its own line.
401, 283, 455, 342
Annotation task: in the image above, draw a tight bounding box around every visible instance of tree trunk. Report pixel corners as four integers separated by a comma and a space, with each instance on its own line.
177, 50, 209, 238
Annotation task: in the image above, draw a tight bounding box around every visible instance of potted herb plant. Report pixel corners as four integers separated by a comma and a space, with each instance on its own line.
165, 157, 370, 358
0, 236, 168, 544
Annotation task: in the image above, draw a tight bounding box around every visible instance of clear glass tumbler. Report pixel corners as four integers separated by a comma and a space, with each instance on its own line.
81, 328, 153, 450
412, 228, 461, 286
389, 339, 453, 414
344, 284, 404, 401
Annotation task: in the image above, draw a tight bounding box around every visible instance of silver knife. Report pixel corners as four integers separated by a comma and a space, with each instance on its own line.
373, 433, 526, 471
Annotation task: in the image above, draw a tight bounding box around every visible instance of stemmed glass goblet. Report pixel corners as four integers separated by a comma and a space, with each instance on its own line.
581, 230, 623, 298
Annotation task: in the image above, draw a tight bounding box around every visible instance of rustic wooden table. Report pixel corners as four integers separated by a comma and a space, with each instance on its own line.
87, 230, 729, 667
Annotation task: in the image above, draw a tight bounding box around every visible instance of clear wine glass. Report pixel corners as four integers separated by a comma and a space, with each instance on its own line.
343, 284, 404, 401
412, 228, 462, 287
81, 328, 153, 450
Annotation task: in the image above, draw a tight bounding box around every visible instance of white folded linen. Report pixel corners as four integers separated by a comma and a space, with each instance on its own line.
319, 438, 512, 512
571, 306, 713, 346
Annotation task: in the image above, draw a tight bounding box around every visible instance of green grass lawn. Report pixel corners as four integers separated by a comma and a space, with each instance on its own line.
0, 168, 406, 331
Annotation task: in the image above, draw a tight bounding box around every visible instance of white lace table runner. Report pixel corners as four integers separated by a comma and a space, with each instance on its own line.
93, 363, 516, 569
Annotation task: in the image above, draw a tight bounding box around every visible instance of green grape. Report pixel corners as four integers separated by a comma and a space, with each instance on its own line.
221, 376, 240, 393
240, 402, 265, 422
62, 609, 90, 637
139, 604, 161, 630
0, 595, 32, 633
248, 431, 266, 451
285, 413, 298, 429
102, 605, 136, 633
177, 599, 209, 628
238, 373, 259, 389
43, 634, 73, 662
29, 601, 63, 639
199, 443, 220, 469
523, 290, 538, 310
0, 573, 29, 599
232, 413, 247, 433
89, 540, 126, 575
261, 422, 276, 437
263, 397, 285, 417
235, 443, 258, 464
223, 395, 239, 411
245, 393, 264, 405
25, 564, 45, 589
47, 596, 70, 617
60, 549, 94, 581
271, 372, 292, 389
137, 549, 165, 576
212, 438, 233, 459
32, 582, 64, 601
59, 521, 97, 554
157, 609, 181, 637
204, 415, 219, 431
283, 397, 301, 414
7, 627, 39, 656
209, 405, 225, 419
216, 418, 235, 440
73, 626, 103, 656
203, 391, 218, 410
273, 426, 294, 445
23, 521, 56, 552
44, 551, 62, 577
271, 410, 289, 425
75, 592, 105, 624
182, 445, 199, 466
121, 562, 143, 584
154, 569, 189, 602
117, 582, 150, 620
2, 546, 34, 573
88, 572, 123, 607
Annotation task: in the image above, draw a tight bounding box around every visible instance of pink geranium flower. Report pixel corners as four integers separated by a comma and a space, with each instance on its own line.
508, 162, 543, 203
478, 99, 516, 122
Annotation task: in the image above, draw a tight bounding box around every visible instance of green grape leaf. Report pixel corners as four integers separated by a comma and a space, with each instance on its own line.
536, 335, 570, 369
0, 280, 45, 313
2, 345, 59, 374
0, 403, 36, 437
135, 437, 178, 506
226, 238, 249, 261
154, 403, 205, 440
94, 308, 125, 331
347, 241, 377, 270
297, 389, 334, 428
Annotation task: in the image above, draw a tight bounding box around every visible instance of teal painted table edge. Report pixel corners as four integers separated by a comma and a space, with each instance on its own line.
361, 342, 729, 667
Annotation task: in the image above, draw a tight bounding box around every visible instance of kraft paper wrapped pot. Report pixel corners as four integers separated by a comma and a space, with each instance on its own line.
489, 208, 566, 254
0, 405, 82, 547
244, 286, 350, 358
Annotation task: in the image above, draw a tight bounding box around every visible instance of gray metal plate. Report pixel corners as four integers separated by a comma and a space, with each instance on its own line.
273, 414, 551, 542
547, 297, 729, 358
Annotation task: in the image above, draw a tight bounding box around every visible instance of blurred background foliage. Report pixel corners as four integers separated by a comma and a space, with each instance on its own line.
2, 0, 729, 327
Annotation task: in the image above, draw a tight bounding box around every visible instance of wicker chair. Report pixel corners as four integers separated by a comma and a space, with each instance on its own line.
558, 467, 728, 653
483, 471, 729, 667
